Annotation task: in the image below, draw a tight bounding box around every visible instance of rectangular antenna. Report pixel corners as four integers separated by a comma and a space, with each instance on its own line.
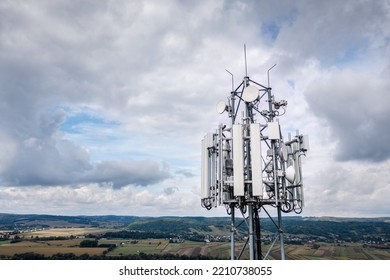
206, 132, 214, 148
292, 142, 301, 185
250, 123, 263, 197
233, 124, 245, 196
301, 135, 309, 151
293, 141, 304, 207
268, 122, 281, 140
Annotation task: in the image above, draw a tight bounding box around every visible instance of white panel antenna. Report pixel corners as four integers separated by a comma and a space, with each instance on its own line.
268, 122, 281, 140
250, 123, 263, 197
301, 135, 309, 151
293, 141, 304, 206
200, 138, 209, 199
201, 132, 215, 201
233, 124, 245, 196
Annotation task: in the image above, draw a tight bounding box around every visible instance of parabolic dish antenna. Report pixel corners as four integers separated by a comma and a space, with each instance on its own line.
216, 100, 227, 114
285, 165, 296, 184
242, 85, 258, 102
279, 143, 288, 161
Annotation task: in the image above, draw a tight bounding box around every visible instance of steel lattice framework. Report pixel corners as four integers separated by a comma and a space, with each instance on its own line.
201, 67, 309, 260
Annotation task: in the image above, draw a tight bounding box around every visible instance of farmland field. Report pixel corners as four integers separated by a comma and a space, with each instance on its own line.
264, 243, 390, 260
0, 240, 106, 257
22, 227, 111, 238
106, 239, 233, 259
1, 223, 389, 260
1, 238, 389, 259
109, 241, 390, 260
106, 239, 169, 256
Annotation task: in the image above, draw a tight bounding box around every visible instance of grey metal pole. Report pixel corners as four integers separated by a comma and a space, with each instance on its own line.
277, 205, 285, 260
248, 204, 255, 260
230, 205, 235, 260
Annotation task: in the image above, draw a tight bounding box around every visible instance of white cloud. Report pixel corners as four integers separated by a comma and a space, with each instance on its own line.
0, 0, 389, 217
0, 184, 202, 216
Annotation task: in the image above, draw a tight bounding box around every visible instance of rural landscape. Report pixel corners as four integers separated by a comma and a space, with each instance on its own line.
0, 213, 389, 260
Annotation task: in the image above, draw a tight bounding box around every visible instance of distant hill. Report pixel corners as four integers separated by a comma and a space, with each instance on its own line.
0, 213, 140, 229
1, 213, 389, 243
124, 216, 390, 242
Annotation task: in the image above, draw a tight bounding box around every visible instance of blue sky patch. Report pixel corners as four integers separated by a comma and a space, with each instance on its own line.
60, 112, 120, 134
261, 21, 280, 41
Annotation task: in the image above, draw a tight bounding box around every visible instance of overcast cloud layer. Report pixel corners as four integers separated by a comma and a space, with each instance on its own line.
0, 0, 389, 217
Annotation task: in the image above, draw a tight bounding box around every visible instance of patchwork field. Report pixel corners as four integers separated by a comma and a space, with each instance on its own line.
1, 238, 389, 259
265, 243, 390, 260
106, 239, 235, 259
0, 240, 106, 257
1, 227, 389, 260
106, 239, 169, 256
20, 227, 111, 238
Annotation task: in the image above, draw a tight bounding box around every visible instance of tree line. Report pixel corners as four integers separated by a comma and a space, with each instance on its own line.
3, 252, 222, 260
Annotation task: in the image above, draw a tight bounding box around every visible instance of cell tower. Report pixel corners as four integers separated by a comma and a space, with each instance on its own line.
201, 50, 309, 260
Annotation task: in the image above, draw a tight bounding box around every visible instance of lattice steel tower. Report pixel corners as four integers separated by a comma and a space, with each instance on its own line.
201, 55, 309, 260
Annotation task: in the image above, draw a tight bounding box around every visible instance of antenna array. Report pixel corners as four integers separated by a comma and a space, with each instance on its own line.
201, 63, 309, 260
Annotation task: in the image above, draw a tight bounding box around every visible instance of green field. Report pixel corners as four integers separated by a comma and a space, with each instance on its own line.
106, 239, 168, 256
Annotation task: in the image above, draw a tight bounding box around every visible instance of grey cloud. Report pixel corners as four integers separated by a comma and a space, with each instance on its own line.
1, 1, 228, 190
1, 140, 91, 186
163, 187, 179, 196
0, 108, 92, 186
0, 0, 270, 141
274, 0, 390, 64
176, 169, 195, 178
0, 107, 170, 187
304, 70, 390, 162
1, 139, 170, 188
91, 160, 170, 188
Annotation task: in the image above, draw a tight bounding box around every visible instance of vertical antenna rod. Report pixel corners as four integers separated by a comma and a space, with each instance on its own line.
225, 69, 234, 91
267, 63, 277, 88
244, 44, 248, 77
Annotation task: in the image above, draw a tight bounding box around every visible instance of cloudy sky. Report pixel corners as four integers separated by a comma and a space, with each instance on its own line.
0, 0, 389, 217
